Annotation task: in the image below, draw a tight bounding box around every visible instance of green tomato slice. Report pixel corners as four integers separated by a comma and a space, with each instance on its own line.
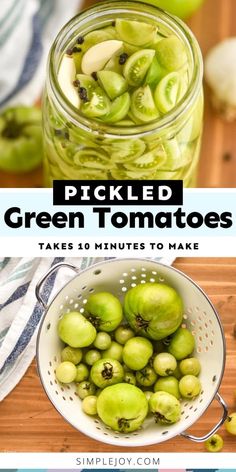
155, 35, 188, 71
101, 92, 131, 123
76, 74, 97, 99
111, 167, 154, 180
161, 138, 182, 170
104, 54, 123, 74
123, 49, 155, 87
115, 19, 158, 46
72, 51, 82, 73
131, 85, 159, 122
145, 56, 167, 87
97, 70, 128, 100
80, 87, 110, 118
124, 150, 166, 171
82, 29, 115, 52
154, 72, 181, 114
114, 119, 135, 127
74, 148, 111, 169
105, 138, 146, 163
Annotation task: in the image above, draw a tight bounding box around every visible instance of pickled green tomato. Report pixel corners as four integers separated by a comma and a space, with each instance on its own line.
58, 311, 96, 348
179, 375, 202, 398
56, 361, 77, 383
123, 337, 153, 370
124, 283, 183, 340
149, 391, 181, 424
168, 327, 195, 360
154, 376, 180, 399
45, 15, 201, 185
82, 395, 97, 415
97, 383, 148, 432
61, 346, 82, 364
85, 292, 123, 332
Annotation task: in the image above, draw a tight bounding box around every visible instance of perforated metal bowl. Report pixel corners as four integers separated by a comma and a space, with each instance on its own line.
36, 259, 228, 447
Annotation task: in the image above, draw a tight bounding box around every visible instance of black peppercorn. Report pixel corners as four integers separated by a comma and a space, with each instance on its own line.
79, 87, 89, 102
119, 52, 128, 65
77, 36, 84, 44
91, 72, 98, 81
73, 79, 80, 87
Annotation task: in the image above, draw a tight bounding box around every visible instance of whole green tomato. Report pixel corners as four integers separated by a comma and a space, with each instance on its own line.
124, 283, 183, 341
225, 413, 236, 435
85, 292, 123, 332
0, 106, 43, 172
149, 391, 181, 424
58, 311, 96, 348
97, 383, 148, 432
136, 0, 205, 20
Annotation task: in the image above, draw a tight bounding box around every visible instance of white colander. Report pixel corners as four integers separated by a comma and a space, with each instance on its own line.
36, 259, 228, 447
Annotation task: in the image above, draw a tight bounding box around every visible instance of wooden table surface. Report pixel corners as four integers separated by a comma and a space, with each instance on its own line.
1, 0, 236, 188
0, 257, 236, 453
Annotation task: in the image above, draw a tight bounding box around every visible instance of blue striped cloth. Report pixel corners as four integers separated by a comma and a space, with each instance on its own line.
0, 256, 175, 401
0, 257, 102, 401
0, 0, 81, 108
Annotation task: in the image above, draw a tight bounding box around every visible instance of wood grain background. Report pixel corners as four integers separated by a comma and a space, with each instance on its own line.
0, 0, 236, 188
0, 258, 235, 452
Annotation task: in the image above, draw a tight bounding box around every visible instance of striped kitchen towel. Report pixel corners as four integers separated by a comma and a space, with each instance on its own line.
0, 256, 175, 402
0, 256, 102, 401
0, 0, 81, 109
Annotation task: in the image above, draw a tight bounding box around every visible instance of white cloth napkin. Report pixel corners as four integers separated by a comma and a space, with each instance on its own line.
0, 256, 175, 401
0, 0, 81, 108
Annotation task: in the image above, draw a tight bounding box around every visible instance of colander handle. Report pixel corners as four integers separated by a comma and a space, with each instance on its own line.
35, 262, 79, 309
180, 392, 228, 443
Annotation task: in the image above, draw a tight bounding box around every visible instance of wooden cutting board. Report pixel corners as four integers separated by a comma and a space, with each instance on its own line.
0, 257, 235, 453
0, 0, 236, 188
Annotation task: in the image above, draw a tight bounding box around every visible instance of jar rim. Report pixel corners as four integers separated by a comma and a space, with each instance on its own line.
48, 0, 203, 138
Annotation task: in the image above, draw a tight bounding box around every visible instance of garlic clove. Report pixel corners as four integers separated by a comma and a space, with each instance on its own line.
58, 55, 80, 108
81, 40, 123, 75
205, 38, 236, 121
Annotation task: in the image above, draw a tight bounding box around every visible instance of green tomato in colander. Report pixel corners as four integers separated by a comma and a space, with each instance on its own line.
90, 358, 124, 389
0, 106, 43, 172
168, 327, 195, 360
58, 311, 96, 348
124, 283, 183, 340
85, 292, 123, 332
97, 383, 148, 433
149, 391, 181, 424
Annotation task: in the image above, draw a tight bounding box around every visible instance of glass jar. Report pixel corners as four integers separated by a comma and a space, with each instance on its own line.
43, 0, 203, 187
